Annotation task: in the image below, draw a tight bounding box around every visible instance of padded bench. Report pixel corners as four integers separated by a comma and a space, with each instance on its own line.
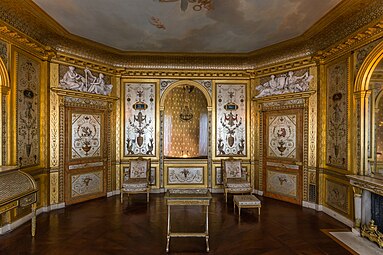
233, 195, 261, 218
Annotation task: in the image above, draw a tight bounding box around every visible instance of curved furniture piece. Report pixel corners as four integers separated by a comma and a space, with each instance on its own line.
0, 166, 38, 236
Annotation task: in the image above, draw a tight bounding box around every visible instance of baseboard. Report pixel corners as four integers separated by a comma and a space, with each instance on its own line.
210, 188, 224, 193
253, 189, 263, 196
150, 188, 165, 193
107, 190, 120, 197
302, 201, 319, 210
322, 206, 353, 227
0, 202, 65, 236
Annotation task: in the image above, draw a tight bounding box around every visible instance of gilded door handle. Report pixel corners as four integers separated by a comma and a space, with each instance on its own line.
295, 161, 303, 166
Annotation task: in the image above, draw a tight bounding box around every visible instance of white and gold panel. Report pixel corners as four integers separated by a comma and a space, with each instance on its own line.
268, 114, 297, 159
326, 59, 348, 169
71, 170, 103, 198
16, 52, 40, 167
216, 83, 246, 156
266, 169, 298, 198
71, 113, 101, 159
324, 177, 350, 215
124, 83, 156, 156
165, 164, 207, 188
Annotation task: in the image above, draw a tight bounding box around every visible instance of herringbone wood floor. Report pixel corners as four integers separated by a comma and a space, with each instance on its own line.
0, 194, 352, 255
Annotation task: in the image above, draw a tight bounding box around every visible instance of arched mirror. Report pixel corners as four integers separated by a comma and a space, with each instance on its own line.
163, 85, 208, 158
371, 58, 383, 177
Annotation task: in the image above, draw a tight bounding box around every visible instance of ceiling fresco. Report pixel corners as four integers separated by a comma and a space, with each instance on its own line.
33, 0, 342, 53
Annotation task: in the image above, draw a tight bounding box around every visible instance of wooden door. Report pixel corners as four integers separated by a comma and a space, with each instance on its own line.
64, 107, 107, 205
263, 108, 303, 205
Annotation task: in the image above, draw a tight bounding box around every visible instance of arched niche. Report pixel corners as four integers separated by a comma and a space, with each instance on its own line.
0, 58, 9, 165
160, 80, 211, 158
353, 40, 383, 176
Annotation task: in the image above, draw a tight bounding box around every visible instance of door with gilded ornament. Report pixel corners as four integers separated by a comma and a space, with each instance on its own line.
263, 108, 303, 205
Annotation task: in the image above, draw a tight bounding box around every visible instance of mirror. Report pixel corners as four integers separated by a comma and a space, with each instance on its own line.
371, 58, 383, 177
163, 85, 208, 158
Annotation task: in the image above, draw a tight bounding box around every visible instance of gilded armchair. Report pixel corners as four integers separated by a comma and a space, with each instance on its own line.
121, 157, 151, 203
221, 158, 252, 203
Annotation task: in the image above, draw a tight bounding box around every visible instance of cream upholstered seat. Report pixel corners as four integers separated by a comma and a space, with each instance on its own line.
222, 158, 252, 203
121, 157, 151, 203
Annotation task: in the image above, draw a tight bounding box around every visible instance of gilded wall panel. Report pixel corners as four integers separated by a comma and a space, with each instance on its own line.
49, 171, 58, 205
167, 167, 204, 185
17, 52, 40, 167
71, 113, 101, 159
216, 83, 246, 156
50, 63, 59, 167
266, 170, 298, 198
124, 83, 156, 156
71, 171, 103, 198
326, 59, 348, 169
267, 114, 296, 159
308, 66, 317, 168
2, 95, 7, 165
325, 178, 349, 215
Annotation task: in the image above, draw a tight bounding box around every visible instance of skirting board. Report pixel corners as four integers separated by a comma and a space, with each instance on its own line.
0, 203, 65, 235
322, 206, 353, 227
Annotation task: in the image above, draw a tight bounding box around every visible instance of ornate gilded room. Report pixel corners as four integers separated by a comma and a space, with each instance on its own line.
0, 0, 383, 254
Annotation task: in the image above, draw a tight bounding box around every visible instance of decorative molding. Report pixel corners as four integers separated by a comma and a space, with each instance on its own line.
51, 87, 118, 103
0, 21, 55, 60
123, 69, 250, 79
314, 21, 383, 63
348, 175, 383, 197
248, 57, 314, 77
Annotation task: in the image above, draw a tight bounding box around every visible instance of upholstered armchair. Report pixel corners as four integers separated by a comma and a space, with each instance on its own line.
121, 157, 151, 204
221, 158, 252, 203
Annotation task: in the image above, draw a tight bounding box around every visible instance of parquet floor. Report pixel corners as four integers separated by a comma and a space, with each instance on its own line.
0, 194, 353, 255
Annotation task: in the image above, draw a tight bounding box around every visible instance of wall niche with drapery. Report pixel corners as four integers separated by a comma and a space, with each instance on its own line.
163, 85, 208, 159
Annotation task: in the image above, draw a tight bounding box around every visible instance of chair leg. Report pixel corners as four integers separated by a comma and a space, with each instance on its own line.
225, 191, 228, 203
147, 191, 149, 203
120, 192, 123, 203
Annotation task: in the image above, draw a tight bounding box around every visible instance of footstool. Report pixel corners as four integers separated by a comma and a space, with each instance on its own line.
233, 195, 261, 218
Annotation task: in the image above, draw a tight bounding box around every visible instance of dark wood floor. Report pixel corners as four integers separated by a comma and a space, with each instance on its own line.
0, 193, 353, 255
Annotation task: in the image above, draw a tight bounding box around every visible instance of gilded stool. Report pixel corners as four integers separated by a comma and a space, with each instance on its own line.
233, 195, 261, 218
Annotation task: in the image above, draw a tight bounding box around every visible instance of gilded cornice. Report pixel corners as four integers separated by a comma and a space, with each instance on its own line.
247, 57, 315, 78
122, 69, 249, 79
314, 20, 383, 63
0, 21, 55, 60
0, 0, 382, 69
53, 54, 119, 76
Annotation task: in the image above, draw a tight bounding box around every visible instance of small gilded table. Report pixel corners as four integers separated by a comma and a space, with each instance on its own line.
165, 189, 212, 252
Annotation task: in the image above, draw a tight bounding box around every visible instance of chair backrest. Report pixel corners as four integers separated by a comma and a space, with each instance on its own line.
222, 158, 242, 179
129, 157, 151, 179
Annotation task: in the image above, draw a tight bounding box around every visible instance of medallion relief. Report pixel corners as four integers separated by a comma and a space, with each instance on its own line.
124, 83, 156, 156
256, 69, 313, 98
59, 65, 113, 96
216, 84, 246, 156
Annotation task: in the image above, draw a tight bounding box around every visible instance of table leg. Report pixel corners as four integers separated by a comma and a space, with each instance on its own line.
31, 203, 36, 237
166, 204, 170, 252
206, 205, 209, 252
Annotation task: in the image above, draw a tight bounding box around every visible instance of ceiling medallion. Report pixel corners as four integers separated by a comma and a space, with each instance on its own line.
159, 0, 213, 12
